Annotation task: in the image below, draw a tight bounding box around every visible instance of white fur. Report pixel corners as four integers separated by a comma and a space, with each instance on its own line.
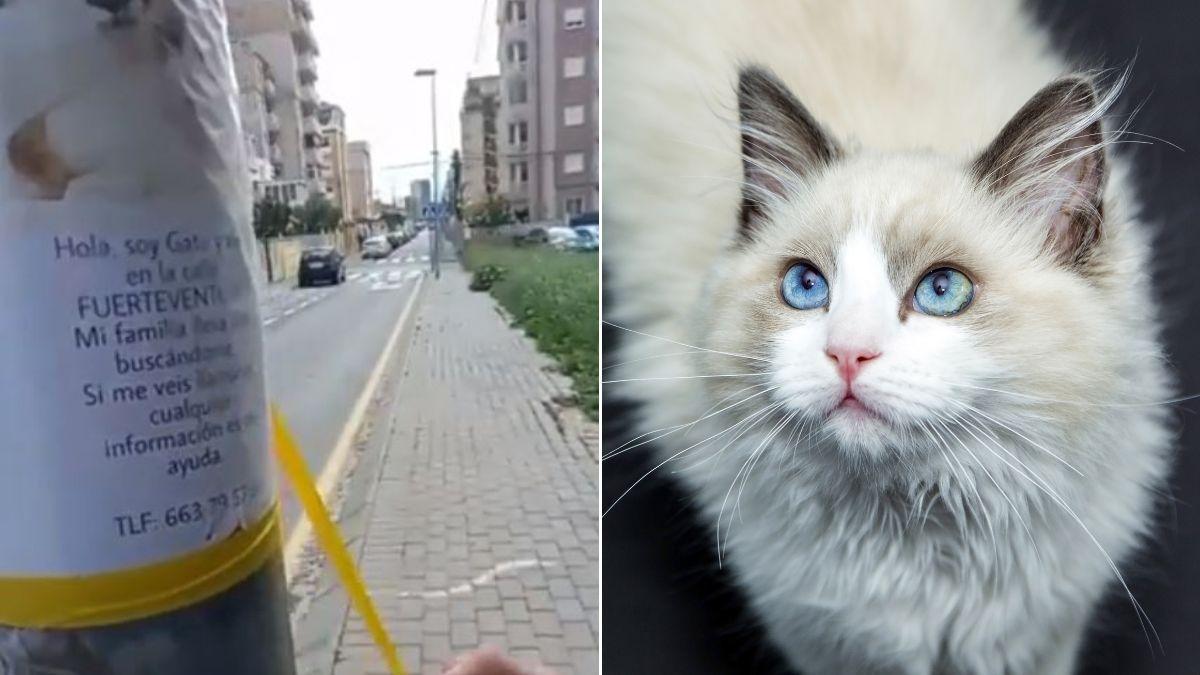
604, 1, 1173, 673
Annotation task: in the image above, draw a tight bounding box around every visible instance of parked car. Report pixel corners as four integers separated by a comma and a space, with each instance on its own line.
386, 231, 408, 249
298, 247, 345, 287
547, 226, 579, 250
568, 211, 599, 229
569, 227, 599, 251
523, 227, 548, 244
362, 236, 392, 260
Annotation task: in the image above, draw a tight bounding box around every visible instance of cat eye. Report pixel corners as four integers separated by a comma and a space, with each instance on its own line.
913, 267, 974, 317
780, 262, 830, 310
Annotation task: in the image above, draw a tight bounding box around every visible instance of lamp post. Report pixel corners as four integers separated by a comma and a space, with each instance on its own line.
414, 68, 440, 279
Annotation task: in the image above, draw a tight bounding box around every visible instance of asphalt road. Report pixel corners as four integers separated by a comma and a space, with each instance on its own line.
261, 231, 432, 541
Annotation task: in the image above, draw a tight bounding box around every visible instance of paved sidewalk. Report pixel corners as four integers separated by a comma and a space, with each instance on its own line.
333, 266, 599, 675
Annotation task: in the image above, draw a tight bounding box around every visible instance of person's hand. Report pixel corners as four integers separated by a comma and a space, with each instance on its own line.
442, 645, 556, 675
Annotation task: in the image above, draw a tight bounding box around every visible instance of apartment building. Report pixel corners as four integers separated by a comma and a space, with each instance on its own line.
226, 0, 324, 197
496, 0, 598, 221
318, 103, 350, 214
231, 43, 280, 185
409, 179, 433, 221
459, 75, 501, 206
346, 141, 376, 222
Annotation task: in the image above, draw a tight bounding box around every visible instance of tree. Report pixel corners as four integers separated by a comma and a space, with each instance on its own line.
448, 150, 463, 220
253, 198, 292, 240
294, 193, 342, 234
463, 194, 513, 227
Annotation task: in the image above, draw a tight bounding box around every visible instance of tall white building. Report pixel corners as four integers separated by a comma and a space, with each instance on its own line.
226, 0, 324, 198
318, 103, 349, 214
231, 43, 280, 185
346, 141, 375, 222
460, 75, 501, 206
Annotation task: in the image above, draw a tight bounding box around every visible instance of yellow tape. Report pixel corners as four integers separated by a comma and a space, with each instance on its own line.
0, 503, 281, 629
271, 405, 407, 675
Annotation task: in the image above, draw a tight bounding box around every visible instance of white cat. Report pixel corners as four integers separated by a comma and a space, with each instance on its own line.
0, 0, 236, 203
604, 1, 1173, 673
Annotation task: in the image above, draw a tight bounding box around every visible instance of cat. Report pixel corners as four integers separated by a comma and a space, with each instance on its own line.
603, 1, 1173, 673
0, 0, 232, 203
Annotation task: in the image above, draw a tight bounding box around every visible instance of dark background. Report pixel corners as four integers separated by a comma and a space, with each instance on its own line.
601, 2, 1200, 673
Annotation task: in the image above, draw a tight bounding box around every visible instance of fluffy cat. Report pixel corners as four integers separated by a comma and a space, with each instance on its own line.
604, 1, 1173, 673
0, 0, 233, 203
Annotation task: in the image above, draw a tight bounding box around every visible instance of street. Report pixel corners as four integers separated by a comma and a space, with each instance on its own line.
262, 232, 432, 563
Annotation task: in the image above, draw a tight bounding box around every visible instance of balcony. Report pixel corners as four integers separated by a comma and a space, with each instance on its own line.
298, 51, 318, 85
303, 115, 320, 135
292, 0, 314, 21
292, 18, 319, 55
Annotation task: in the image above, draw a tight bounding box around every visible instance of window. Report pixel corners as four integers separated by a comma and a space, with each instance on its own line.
563, 7, 585, 29
506, 0, 526, 22
563, 105, 585, 127
510, 161, 528, 183
508, 78, 528, 104
563, 56, 585, 79
566, 197, 584, 216
508, 121, 528, 145
507, 40, 527, 63
563, 153, 584, 174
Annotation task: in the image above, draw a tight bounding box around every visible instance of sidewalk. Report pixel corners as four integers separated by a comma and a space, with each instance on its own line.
332, 265, 599, 675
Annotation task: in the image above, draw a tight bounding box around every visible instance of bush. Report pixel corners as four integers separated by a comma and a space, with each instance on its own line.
464, 241, 598, 419
470, 264, 507, 291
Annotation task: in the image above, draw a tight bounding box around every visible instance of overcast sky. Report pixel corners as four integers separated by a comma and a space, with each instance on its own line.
310, 0, 499, 204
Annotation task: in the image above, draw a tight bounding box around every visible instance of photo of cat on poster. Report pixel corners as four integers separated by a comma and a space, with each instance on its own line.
0, 0, 234, 203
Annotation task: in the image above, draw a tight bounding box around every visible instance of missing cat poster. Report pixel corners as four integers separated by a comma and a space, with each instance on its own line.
0, 1, 294, 672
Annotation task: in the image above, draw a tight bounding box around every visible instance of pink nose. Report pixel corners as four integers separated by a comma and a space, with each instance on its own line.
826, 345, 880, 383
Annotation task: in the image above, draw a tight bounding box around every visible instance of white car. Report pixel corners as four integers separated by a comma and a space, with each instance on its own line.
546, 226, 579, 250
362, 237, 392, 260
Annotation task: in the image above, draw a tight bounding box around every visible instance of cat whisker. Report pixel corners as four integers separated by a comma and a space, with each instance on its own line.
939, 410, 1045, 567
602, 373, 766, 384
720, 406, 800, 559
603, 320, 771, 363
951, 409, 1162, 654
602, 384, 779, 461
960, 403, 1086, 478
602, 349, 712, 371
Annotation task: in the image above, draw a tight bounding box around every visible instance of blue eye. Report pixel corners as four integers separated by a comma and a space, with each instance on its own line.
913, 267, 974, 316
781, 262, 829, 310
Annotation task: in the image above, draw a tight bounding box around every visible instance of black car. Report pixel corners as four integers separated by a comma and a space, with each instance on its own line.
297, 247, 346, 287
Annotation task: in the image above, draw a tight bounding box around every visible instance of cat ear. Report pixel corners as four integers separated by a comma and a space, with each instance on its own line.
738, 66, 841, 235
973, 76, 1109, 267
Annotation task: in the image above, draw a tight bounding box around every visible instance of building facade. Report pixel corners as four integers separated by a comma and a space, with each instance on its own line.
318, 103, 349, 215
408, 179, 432, 221
226, 0, 324, 197
459, 75, 501, 207
496, 0, 598, 221
231, 43, 280, 185
346, 141, 375, 222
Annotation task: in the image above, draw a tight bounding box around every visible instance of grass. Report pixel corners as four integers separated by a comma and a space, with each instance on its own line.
464, 238, 599, 419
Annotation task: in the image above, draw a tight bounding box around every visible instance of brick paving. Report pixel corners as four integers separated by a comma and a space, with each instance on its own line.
332, 266, 599, 675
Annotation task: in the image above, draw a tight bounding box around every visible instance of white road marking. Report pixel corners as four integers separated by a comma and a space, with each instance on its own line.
263, 318, 277, 326
283, 275, 426, 578
398, 559, 558, 599
282, 308, 296, 317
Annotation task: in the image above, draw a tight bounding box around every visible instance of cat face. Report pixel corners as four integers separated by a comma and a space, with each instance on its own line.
698, 68, 1128, 474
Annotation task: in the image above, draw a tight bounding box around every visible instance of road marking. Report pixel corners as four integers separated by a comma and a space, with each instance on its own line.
283, 274, 425, 579
263, 318, 277, 327
398, 559, 558, 599
283, 308, 296, 317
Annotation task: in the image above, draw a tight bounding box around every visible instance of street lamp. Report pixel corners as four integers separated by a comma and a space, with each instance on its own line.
414, 68, 440, 279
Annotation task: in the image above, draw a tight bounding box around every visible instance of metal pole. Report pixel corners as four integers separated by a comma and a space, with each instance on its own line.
430, 74, 441, 280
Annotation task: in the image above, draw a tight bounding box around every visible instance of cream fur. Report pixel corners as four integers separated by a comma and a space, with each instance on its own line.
604, 1, 1174, 673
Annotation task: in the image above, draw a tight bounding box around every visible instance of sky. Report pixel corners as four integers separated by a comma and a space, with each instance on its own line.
310, 0, 499, 204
